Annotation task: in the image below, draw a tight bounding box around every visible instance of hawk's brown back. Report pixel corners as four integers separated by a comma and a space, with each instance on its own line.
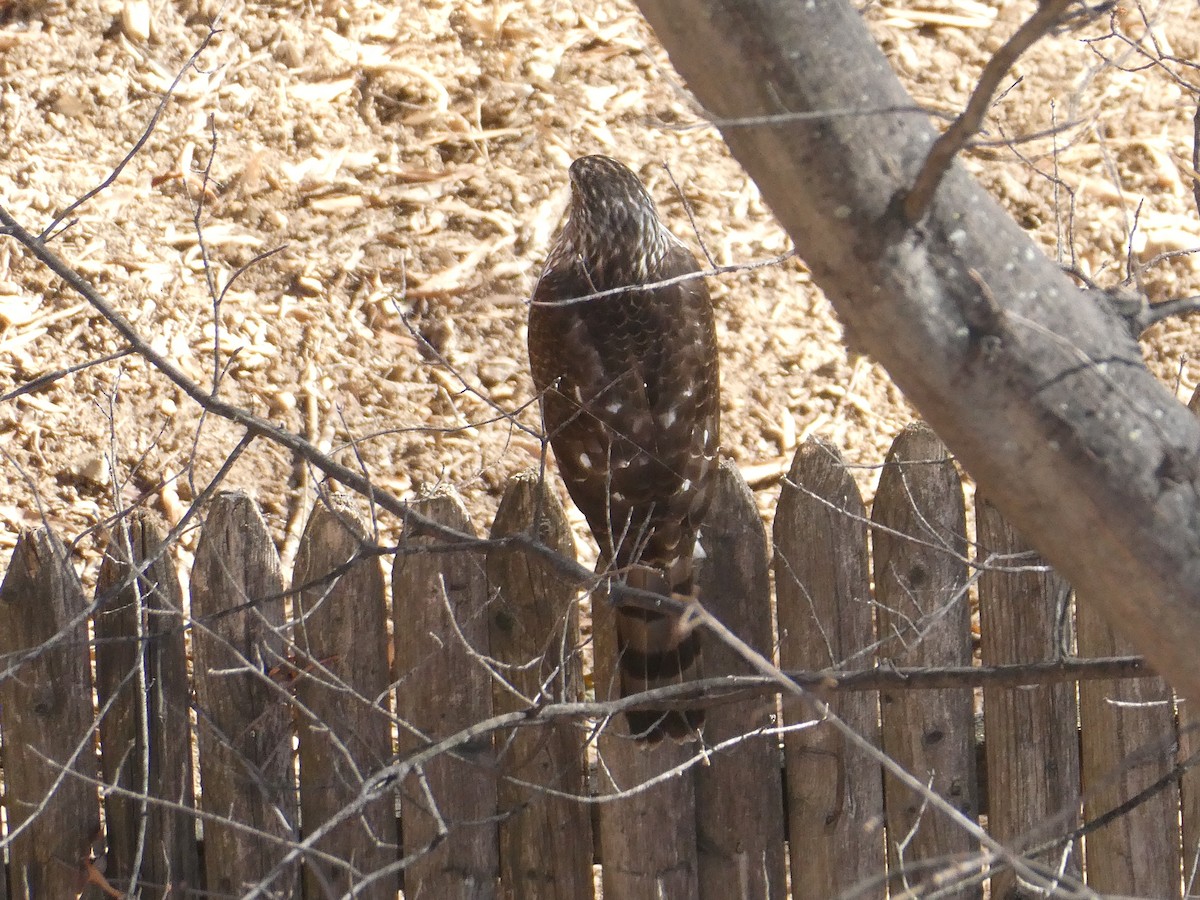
527, 155, 720, 742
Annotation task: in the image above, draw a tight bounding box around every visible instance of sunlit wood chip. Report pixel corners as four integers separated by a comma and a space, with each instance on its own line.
159, 481, 186, 528
269, 391, 297, 414
295, 275, 324, 297
288, 78, 356, 104
233, 351, 271, 371
0, 295, 40, 327
1140, 223, 1200, 266
17, 389, 65, 413
121, 0, 152, 41
308, 193, 364, 213
880, 7, 993, 29
582, 83, 619, 113
76, 453, 111, 488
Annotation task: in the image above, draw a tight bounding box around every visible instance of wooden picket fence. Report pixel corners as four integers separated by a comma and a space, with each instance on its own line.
0, 422, 1193, 898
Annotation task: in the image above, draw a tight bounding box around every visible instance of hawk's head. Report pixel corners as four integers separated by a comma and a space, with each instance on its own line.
559, 155, 674, 281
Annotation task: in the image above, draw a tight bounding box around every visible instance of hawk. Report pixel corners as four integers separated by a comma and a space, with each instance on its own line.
527, 155, 720, 742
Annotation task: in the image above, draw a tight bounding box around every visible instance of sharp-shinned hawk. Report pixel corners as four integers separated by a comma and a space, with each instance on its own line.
527, 155, 720, 742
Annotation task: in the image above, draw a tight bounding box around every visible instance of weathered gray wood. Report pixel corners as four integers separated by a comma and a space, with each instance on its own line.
392, 488, 497, 899
191, 491, 298, 897
1183, 384, 1200, 894
592, 566, 698, 899
976, 494, 1080, 898
486, 470, 593, 900
0, 529, 103, 900
774, 438, 884, 899
872, 423, 979, 897
1078, 587, 1179, 896
694, 460, 786, 900
291, 491, 397, 897
1185, 715, 1200, 900
94, 510, 199, 895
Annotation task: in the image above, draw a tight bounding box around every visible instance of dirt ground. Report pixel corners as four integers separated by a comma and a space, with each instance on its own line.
3, 0, 1200, 584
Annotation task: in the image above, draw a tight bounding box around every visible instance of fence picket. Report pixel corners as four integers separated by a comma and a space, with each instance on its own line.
191, 491, 299, 896
392, 487, 498, 899
291, 491, 397, 897
1183, 384, 1200, 895
872, 423, 979, 897
592, 564, 699, 898
695, 460, 787, 900
0, 529, 103, 899
486, 470, 594, 900
94, 510, 199, 894
775, 437, 884, 899
1078, 586, 1179, 895
976, 494, 1081, 896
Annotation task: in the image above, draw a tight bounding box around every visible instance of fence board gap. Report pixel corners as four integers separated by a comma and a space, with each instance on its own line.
190, 491, 299, 897
872, 423, 979, 897
486, 469, 593, 900
392, 487, 498, 899
94, 509, 200, 895
695, 460, 788, 899
975, 494, 1081, 897
0, 528, 104, 899
1077, 583, 1179, 895
775, 437, 885, 899
291, 489, 397, 897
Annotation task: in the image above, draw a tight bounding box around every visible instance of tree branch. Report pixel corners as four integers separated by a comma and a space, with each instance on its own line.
634, 0, 1200, 713
902, 0, 1075, 222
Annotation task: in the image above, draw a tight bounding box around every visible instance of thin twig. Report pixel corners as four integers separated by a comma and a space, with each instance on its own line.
902, 0, 1075, 223
40, 27, 220, 240
527, 249, 796, 308
0, 348, 136, 402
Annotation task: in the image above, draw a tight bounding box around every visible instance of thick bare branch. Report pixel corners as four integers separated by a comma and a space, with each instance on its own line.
634, 0, 1200, 709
